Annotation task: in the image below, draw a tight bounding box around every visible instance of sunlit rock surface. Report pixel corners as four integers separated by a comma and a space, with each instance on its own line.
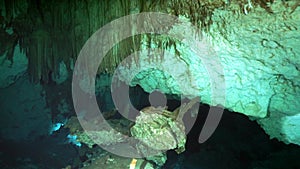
115, 2, 300, 145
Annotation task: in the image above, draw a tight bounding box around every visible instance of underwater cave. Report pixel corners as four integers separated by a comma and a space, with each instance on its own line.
0, 0, 300, 169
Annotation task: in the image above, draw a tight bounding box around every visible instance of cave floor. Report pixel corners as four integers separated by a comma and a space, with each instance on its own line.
1, 104, 300, 169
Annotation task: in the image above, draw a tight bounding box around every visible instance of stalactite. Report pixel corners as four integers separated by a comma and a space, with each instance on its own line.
27, 30, 51, 82
4, 0, 233, 83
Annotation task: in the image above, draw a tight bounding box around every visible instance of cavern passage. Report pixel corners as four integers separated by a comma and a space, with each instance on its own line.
0, 0, 300, 168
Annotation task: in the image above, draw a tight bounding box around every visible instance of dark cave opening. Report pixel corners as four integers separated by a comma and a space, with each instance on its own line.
97, 83, 300, 169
